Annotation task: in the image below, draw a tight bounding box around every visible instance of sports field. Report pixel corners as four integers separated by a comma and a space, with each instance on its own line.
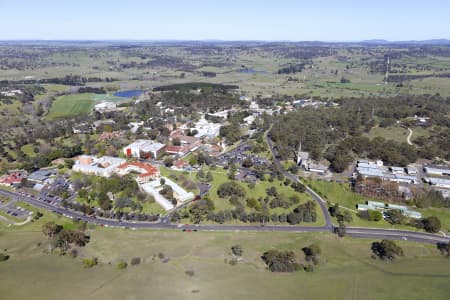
0, 229, 449, 300
47, 93, 95, 119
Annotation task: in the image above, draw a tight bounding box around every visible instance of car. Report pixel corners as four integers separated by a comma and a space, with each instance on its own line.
402, 237, 408, 241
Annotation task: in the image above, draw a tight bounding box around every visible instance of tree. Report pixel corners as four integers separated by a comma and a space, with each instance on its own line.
196, 168, 205, 180
42, 221, 62, 239
261, 250, 301, 272
384, 209, 406, 225
217, 181, 246, 198
368, 210, 383, 221
242, 158, 253, 168
371, 240, 404, 260
160, 178, 166, 186
172, 137, 181, 146
231, 245, 243, 256
163, 157, 174, 167
206, 171, 214, 182
420, 216, 441, 233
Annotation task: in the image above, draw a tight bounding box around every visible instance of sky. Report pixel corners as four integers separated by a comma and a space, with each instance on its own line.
0, 0, 449, 41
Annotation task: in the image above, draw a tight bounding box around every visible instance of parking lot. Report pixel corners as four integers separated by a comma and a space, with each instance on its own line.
217, 143, 269, 167
0, 199, 32, 220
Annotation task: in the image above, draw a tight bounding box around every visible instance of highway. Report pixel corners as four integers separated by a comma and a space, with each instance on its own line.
1, 184, 449, 245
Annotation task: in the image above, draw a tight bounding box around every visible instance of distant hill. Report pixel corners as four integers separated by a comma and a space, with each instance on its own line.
361, 39, 450, 45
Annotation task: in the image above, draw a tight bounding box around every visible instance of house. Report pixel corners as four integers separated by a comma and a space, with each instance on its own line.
72, 156, 126, 177
116, 162, 160, 184
306, 162, 327, 175
123, 140, 166, 159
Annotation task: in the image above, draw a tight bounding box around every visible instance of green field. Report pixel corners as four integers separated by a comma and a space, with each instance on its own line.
0, 229, 449, 300
47, 93, 96, 119
366, 125, 409, 142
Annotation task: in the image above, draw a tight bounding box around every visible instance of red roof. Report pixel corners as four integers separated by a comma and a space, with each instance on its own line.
117, 162, 159, 178
174, 160, 188, 168
166, 145, 183, 153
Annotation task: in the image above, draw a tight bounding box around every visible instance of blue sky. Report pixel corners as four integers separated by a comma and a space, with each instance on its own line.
0, 0, 448, 41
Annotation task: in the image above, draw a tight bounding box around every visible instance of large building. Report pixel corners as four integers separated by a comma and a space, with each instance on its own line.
72, 156, 126, 177
192, 117, 222, 139
123, 140, 166, 159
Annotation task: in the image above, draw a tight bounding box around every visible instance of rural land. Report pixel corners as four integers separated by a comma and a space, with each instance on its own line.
0, 40, 450, 300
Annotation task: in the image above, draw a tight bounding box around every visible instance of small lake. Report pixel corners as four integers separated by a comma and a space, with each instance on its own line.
113, 90, 144, 98
239, 68, 268, 74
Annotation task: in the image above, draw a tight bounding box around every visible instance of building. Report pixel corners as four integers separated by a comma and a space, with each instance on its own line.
116, 162, 160, 183
123, 140, 166, 159
0, 170, 27, 186
356, 160, 418, 184
357, 200, 422, 219
406, 167, 418, 175
423, 177, 450, 189
94, 101, 117, 112
172, 159, 189, 171
243, 115, 256, 125
27, 168, 56, 184
192, 117, 222, 139
423, 165, 450, 176
72, 156, 126, 177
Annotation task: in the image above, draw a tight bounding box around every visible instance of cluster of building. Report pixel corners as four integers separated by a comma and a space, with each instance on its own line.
357, 200, 422, 219
71, 155, 193, 210
356, 160, 418, 184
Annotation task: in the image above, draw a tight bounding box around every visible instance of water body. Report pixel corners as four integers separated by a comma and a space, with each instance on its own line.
239, 68, 268, 74
113, 90, 144, 98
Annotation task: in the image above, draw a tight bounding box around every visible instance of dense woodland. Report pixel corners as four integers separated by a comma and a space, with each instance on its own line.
270, 95, 450, 171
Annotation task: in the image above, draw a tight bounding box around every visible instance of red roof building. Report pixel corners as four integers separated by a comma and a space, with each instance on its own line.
117, 162, 160, 183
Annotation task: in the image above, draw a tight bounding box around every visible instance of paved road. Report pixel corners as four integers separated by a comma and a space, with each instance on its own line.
264, 132, 333, 229
0, 189, 448, 245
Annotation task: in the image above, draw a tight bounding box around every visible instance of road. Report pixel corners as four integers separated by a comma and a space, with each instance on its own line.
264, 132, 333, 229
0, 189, 448, 245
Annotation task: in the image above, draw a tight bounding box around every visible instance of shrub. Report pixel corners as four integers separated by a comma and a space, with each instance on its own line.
82, 257, 98, 268
117, 261, 128, 269
231, 245, 243, 256
229, 258, 238, 266
130, 257, 141, 265
185, 270, 195, 277
0, 253, 10, 262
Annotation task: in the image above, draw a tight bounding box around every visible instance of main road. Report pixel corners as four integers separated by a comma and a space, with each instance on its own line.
0, 189, 448, 245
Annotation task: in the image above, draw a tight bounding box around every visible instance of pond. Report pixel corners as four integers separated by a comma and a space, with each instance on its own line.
239, 68, 268, 74
113, 90, 144, 98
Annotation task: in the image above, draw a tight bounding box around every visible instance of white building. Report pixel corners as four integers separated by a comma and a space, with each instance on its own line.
193, 117, 222, 139
243, 115, 256, 125
95, 101, 117, 112
72, 156, 126, 177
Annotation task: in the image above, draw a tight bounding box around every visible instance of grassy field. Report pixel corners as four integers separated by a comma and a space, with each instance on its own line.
47, 93, 96, 119
366, 125, 409, 142
0, 229, 449, 300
